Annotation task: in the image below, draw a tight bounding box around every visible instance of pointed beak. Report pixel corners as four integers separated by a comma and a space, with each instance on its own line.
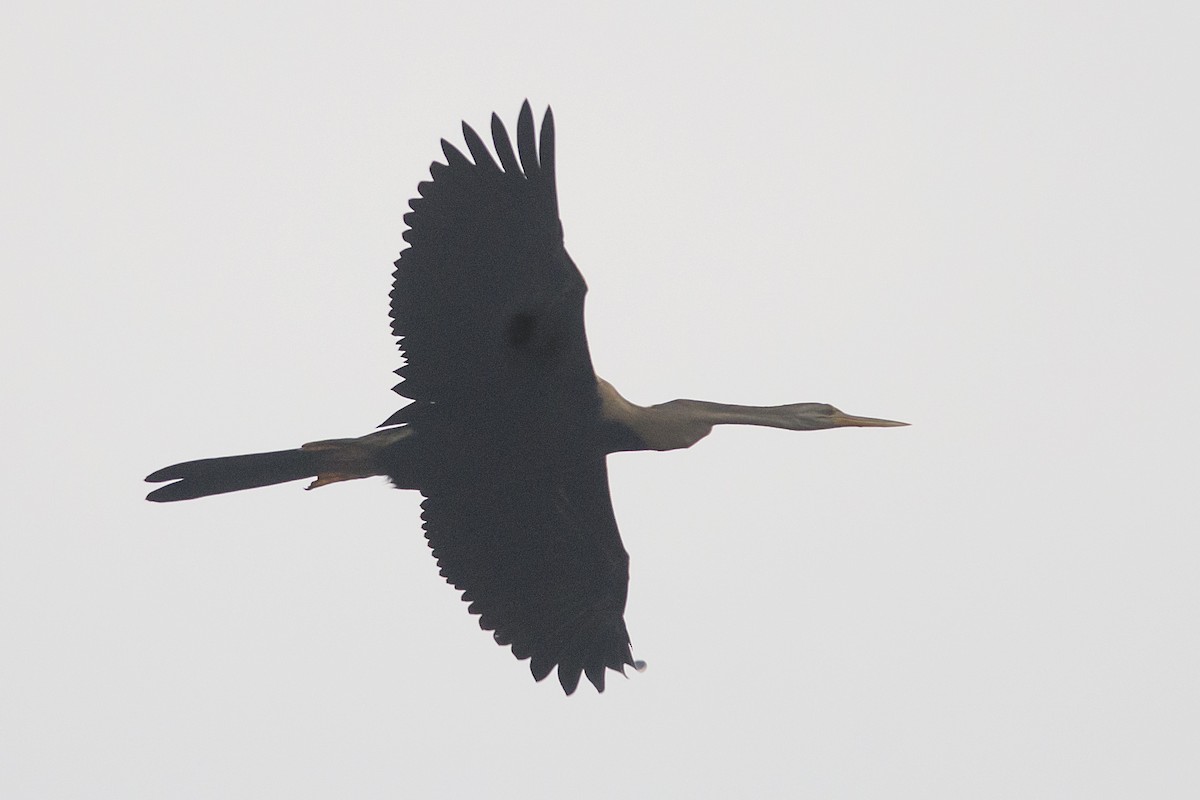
829, 411, 909, 428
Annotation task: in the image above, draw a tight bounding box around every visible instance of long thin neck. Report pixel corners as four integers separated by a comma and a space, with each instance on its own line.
598, 378, 801, 452
596, 376, 906, 453
658, 400, 802, 430
631, 400, 811, 451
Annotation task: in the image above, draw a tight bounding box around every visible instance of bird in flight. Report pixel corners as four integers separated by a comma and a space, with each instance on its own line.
146, 102, 907, 694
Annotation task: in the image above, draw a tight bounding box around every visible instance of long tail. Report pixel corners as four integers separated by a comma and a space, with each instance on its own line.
145, 427, 413, 502
145, 449, 333, 502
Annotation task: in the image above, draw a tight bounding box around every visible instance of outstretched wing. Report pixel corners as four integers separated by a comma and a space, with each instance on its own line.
415, 416, 636, 695
389, 101, 593, 407
388, 102, 637, 693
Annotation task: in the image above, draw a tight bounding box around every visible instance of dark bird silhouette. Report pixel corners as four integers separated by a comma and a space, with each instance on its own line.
146, 102, 907, 694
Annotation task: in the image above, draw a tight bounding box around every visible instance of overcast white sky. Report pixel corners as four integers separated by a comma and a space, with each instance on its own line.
3, 2, 1199, 797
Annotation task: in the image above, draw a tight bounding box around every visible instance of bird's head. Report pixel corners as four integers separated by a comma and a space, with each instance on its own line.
781, 403, 909, 431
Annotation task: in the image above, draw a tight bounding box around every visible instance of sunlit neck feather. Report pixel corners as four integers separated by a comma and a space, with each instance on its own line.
596, 377, 713, 452
595, 376, 908, 454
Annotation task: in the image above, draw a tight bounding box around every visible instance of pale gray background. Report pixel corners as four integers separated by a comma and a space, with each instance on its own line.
3, 2, 1198, 797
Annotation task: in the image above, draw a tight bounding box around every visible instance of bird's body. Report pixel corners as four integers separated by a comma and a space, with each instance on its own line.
146, 103, 905, 694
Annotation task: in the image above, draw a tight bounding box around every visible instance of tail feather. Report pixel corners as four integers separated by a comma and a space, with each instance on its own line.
145, 427, 414, 503
145, 449, 329, 502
